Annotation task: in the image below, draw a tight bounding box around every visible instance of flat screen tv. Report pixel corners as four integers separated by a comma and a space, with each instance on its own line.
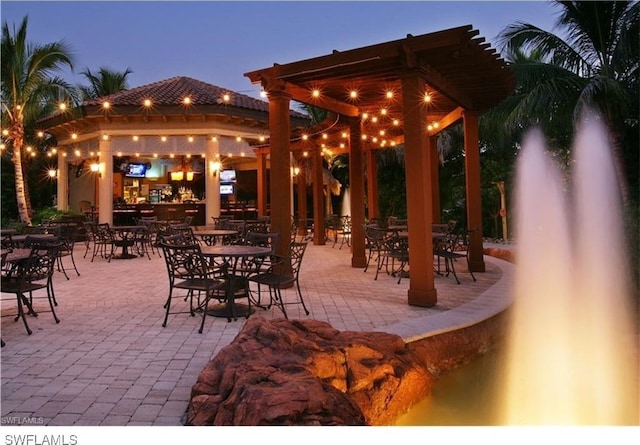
125, 162, 147, 178
219, 169, 236, 182
220, 184, 234, 195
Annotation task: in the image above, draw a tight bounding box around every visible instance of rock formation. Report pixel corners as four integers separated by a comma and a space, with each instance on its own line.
186, 317, 433, 425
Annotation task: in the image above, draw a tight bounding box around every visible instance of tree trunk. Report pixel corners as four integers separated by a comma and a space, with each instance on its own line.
11, 125, 32, 225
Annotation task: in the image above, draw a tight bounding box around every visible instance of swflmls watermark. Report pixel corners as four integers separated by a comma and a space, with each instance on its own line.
3, 435, 78, 445
0, 417, 45, 426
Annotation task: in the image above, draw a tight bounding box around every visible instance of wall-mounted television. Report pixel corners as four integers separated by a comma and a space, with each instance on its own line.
125, 162, 147, 178
220, 184, 234, 195
219, 169, 236, 182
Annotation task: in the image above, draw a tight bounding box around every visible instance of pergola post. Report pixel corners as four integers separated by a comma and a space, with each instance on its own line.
366, 149, 379, 220
312, 146, 325, 245
266, 88, 292, 258
98, 138, 113, 225
296, 163, 307, 235
256, 152, 268, 217
349, 118, 367, 268
463, 110, 485, 272
430, 135, 441, 223
401, 71, 437, 307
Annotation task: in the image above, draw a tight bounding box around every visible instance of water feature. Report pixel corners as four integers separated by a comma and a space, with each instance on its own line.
499, 114, 638, 425
397, 114, 638, 426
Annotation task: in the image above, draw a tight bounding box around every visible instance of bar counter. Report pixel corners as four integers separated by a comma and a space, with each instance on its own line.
113, 202, 205, 226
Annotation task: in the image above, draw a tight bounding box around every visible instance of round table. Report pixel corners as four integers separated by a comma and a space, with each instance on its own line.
193, 229, 238, 246
200, 245, 272, 320
111, 226, 145, 259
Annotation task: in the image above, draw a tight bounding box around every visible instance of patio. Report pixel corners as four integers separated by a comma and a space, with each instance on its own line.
0, 239, 512, 425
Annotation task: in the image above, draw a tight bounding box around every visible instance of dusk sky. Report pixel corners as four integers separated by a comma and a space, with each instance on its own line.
1, 1, 561, 99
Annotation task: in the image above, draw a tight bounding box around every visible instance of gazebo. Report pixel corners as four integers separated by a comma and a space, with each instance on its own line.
245, 25, 515, 307
38, 76, 309, 225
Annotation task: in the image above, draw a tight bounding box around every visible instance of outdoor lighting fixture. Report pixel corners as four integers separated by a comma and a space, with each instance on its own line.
186, 153, 191, 158
171, 171, 184, 181
0, 144, 6, 150
37, 131, 44, 138
393, 119, 400, 126
117, 151, 123, 157
210, 160, 222, 177
188, 136, 194, 143
133, 136, 139, 142
90, 162, 100, 173
183, 97, 191, 105
424, 92, 432, 103
59, 103, 67, 111
349, 90, 358, 99
102, 101, 110, 109
362, 113, 369, 120
302, 134, 308, 141
386, 91, 394, 99
161, 136, 167, 142
74, 150, 81, 157
311, 89, 320, 98
2, 129, 8, 136
223, 93, 231, 102
186, 172, 194, 181
236, 136, 242, 142
341, 132, 348, 138
102, 134, 109, 140
291, 167, 300, 177
71, 133, 78, 140
211, 136, 217, 142
260, 90, 267, 98
143, 99, 152, 107
48, 169, 57, 178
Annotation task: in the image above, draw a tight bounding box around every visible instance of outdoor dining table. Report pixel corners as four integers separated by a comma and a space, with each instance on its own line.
111, 225, 145, 259
1, 248, 32, 264
0, 229, 17, 236
199, 245, 272, 321
10, 233, 57, 248
193, 229, 238, 246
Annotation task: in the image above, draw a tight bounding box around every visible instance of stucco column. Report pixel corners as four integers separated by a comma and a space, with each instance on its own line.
430, 135, 441, 223
463, 111, 485, 272
98, 137, 113, 225
401, 71, 437, 307
267, 89, 292, 258
205, 138, 221, 223
256, 152, 268, 217
312, 146, 325, 245
349, 118, 367, 268
366, 149, 379, 220
56, 150, 69, 211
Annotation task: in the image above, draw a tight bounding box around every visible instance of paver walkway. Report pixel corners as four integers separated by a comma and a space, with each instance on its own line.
1, 239, 513, 425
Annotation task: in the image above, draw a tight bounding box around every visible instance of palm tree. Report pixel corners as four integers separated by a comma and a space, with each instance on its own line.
496, 0, 639, 204
1, 15, 75, 225
77, 66, 133, 99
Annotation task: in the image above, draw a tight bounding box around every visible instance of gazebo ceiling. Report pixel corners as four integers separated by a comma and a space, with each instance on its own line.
245, 25, 515, 142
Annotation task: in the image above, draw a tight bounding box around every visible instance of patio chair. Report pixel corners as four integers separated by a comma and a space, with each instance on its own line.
159, 242, 227, 333
337, 216, 352, 250
50, 222, 80, 279
247, 241, 309, 319
0, 241, 61, 335
433, 227, 477, 284
91, 223, 115, 262
363, 225, 390, 276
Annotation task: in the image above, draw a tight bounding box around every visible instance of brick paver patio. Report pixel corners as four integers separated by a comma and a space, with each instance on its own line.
1, 238, 513, 425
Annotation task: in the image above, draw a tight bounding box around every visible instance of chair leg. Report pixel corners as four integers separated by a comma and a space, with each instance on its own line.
295, 281, 310, 315
275, 288, 288, 319
47, 285, 60, 323
15, 293, 33, 335
162, 290, 173, 327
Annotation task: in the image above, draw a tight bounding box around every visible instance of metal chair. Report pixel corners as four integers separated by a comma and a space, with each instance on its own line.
433, 227, 477, 284
247, 241, 309, 319
0, 241, 61, 335
159, 241, 227, 333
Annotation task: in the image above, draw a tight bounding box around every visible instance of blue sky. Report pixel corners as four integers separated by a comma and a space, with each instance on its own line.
1, 1, 560, 98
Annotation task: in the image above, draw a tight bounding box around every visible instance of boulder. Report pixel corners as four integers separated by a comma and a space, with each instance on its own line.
186, 317, 433, 425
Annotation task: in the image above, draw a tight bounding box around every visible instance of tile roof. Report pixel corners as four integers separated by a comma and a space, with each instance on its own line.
83, 76, 270, 113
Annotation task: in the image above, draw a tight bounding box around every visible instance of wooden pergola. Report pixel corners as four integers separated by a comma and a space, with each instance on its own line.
245, 25, 515, 307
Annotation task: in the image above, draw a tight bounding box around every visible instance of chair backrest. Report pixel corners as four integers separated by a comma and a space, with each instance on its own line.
22, 243, 60, 282
94, 223, 114, 243
289, 241, 308, 279
168, 225, 198, 245
160, 242, 207, 280
245, 232, 279, 254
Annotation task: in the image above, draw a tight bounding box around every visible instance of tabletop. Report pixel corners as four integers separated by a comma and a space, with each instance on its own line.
1, 229, 17, 236
200, 245, 272, 258
1, 248, 32, 263
194, 229, 238, 237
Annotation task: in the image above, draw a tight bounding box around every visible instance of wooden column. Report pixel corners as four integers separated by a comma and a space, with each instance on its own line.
430, 135, 441, 223
312, 146, 325, 245
401, 71, 437, 307
366, 149, 379, 220
463, 110, 486, 272
256, 152, 268, 217
296, 169, 307, 235
349, 118, 367, 267
267, 89, 292, 259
